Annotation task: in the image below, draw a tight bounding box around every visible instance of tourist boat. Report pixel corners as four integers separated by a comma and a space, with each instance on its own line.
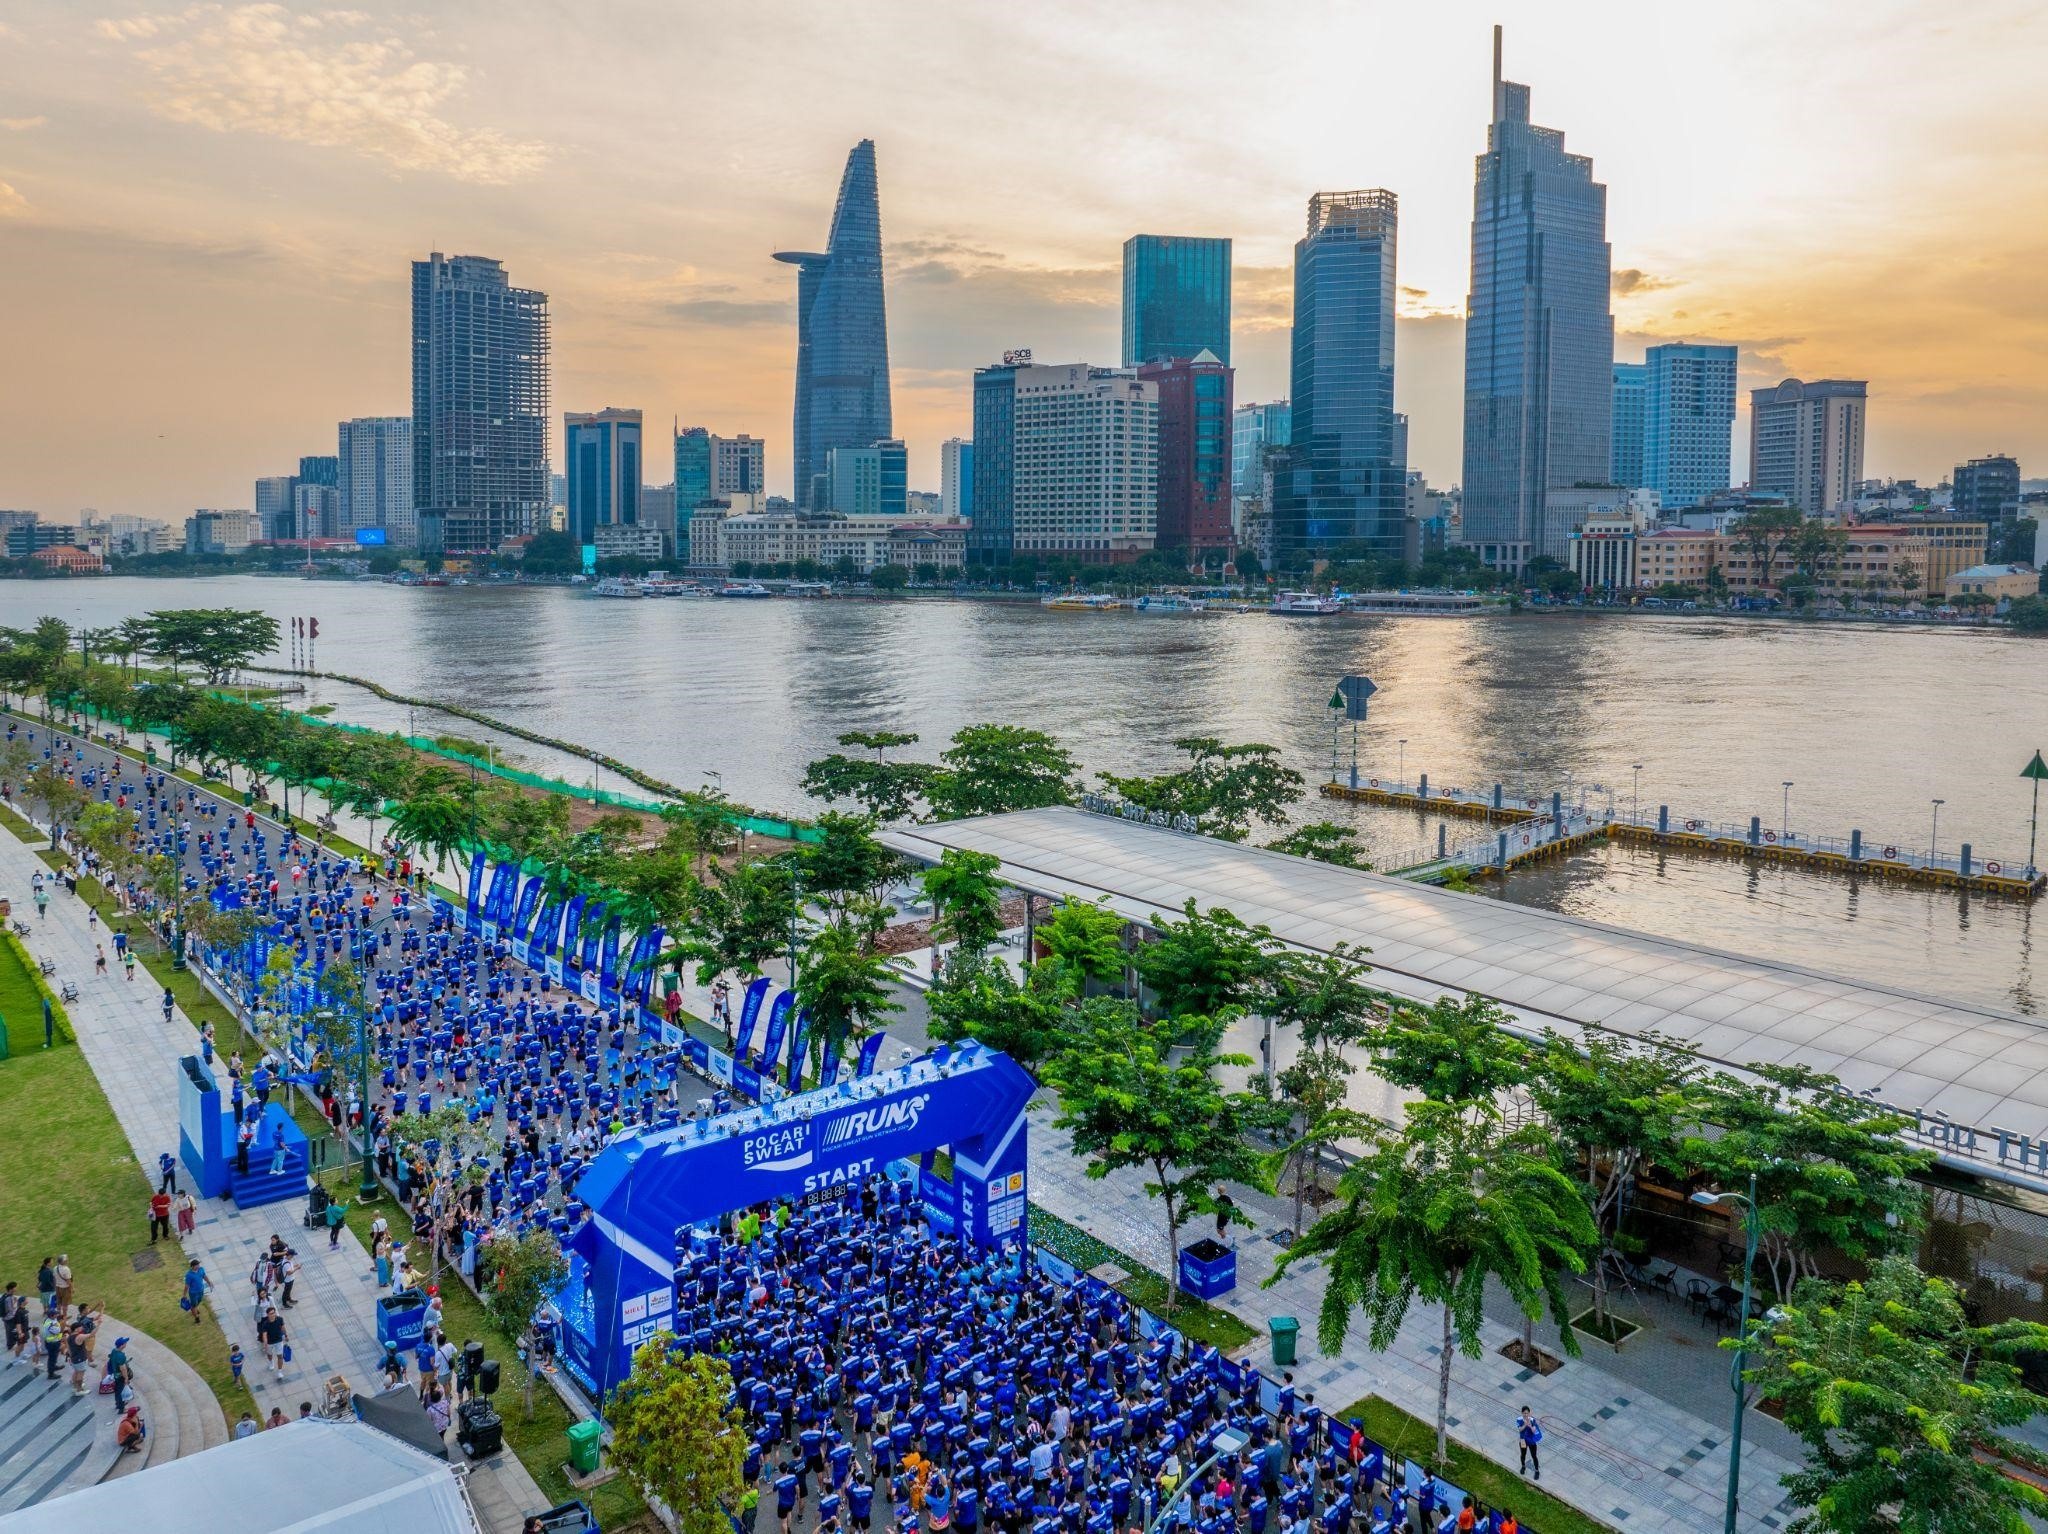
715, 582, 774, 599
591, 577, 645, 598
1040, 592, 1124, 611
1270, 591, 1341, 616
1133, 594, 1208, 614
1338, 590, 1495, 617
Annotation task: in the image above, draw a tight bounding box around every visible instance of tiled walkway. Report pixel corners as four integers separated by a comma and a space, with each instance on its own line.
1, 810, 545, 1530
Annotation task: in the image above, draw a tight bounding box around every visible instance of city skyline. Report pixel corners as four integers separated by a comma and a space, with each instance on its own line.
0, 2, 2043, 519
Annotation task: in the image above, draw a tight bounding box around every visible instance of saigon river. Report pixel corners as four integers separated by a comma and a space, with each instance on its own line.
32, 576, 2044, 1016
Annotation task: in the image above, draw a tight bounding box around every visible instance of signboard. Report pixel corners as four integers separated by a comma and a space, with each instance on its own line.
354, 527, 389, 546
581, 544, 598, 575
1333, 674, 1378, 722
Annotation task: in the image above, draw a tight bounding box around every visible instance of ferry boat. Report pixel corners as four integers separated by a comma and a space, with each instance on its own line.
591, 577, 645, 598
1270, 591, 1341, 616
1339, 590, 1495, 617
1040, 592, 1124, 611
716, 582, 774, 599
1133, 594, 1207, 614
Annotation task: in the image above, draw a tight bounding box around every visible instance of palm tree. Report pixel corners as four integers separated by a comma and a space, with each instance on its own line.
795, 921, 906, 1080
1273, 1102, 1598, 1465
388, 780, 480, 884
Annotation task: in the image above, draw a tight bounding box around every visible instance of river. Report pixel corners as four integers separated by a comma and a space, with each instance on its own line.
22, 575, 2044, 1015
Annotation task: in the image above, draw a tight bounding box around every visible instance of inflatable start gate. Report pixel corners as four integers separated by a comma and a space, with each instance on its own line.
560, 1042, 1036, 1401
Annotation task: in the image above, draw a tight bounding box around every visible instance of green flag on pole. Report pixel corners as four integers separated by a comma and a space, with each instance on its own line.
1328, 688, 1345, 710
2023, 751, 2048, 782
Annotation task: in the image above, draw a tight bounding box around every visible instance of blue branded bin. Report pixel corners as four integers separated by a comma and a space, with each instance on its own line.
1177, 1238, 1237, 1301
376, 1289, 428, 1352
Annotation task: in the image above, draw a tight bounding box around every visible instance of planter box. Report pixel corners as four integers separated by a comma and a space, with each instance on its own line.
1177, 1239, 1237, 1301
1570, 1309, 1641, 1352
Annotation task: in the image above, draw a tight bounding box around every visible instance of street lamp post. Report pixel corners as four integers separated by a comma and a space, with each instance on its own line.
1143, 1427, 1249, 1534
1691, 1174, 1761, 1534
1931, 798, 1945, 867
1781, 781, 1793, 843
1632, 763, 1643, 828
1397, 739, 1407, 790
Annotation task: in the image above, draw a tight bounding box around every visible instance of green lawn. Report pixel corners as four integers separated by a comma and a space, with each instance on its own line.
0, 932, 73, 1052
1334, 1396, 1617, 1534
1027, 1206, 1258, 1350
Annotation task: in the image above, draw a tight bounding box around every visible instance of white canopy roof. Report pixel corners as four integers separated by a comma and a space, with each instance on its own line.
883, 807, 2047, 1190
8, 1420, 478, 1534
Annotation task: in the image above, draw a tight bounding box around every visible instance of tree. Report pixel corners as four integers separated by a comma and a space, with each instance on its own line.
801, 748, 939, 823
796, 920, 905, 1078
929, 724, 1079, 820
1894, 556, 1925, 606
480, 1229, 570, 1419
1528, 1030, 1698, 1328
1368, 992, 1532, 1116
1683, 1063, 1928, 1299
1268, 1043, 1371, 1235
1033, 898, 1128, 997
24, 757, 87, 839
914, 562, 940, 585
926, 958, 1067, 1073
2007, 594, 2048, 632
141, 608, 281, 682
870, 563, 909, 590
795, 812, 903, 934
838, 730, 918, 762
921, 847, 1007, 972
607, 1339, 747, 1534
1097, 736, 1304, 841
329, 736, 415, 854
1740, 1257, 2048, 1534
1274, 1102, 1598, 1464
1043, 999, 1282, 1305
387, 776, 481, 878
1134, 898, 1281, 1023
1265, 943, 1384, 1054
1266, 821, 1372, 868
1730, 507, 1807, 595
665, 855, 795, 989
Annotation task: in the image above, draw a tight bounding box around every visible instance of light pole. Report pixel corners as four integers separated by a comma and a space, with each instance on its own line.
1143, 1427, 1248, 1534
1631, 763, 1643, 828
2025, 751, 2048, 879
1397, 738, 1407, 789
1781, 781, 1793, 843
1690, 1173, 1761, 1534
1931, 798, 1945, 866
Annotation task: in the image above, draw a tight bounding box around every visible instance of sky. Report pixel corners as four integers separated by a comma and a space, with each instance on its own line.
0, 0, 2043, 521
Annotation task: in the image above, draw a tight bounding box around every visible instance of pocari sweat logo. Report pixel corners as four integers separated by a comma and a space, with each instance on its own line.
742, 1122, 813, 1172
821, 1092, 931, 1150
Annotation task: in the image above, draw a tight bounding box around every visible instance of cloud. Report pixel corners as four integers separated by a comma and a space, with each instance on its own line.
98, 3, 546, 184
662, 296, 789, 327
0, 116, 48, 131
0, 181, 28, 218
1612, 267, 1681, 297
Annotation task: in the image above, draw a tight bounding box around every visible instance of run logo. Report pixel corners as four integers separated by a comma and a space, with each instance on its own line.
821, 1093, 931, 1151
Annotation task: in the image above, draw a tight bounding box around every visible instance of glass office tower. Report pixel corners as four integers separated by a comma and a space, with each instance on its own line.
1271, 192, 1404, 560
1460, 27, 1613, 568
775, 140, 892, 508
1122, 235, 1232, 367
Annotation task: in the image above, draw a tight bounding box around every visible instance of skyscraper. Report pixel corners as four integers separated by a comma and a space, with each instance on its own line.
298, 455, 338, 488
775, 139, 891, 507
967, 356, 1024, 566
1231, 401, 1291, 500
1122, 236, 1232, 367
1611, 364, 1647, 488
1749, 379, 1866, 515
1461, 27, 1614, 570
673, 429, 765, 522
564, 408, 644, 546
254, 475, 297, 542
1272, 191, 1405, 559
337, 417, 414, 545
411, 252, 550, 552
828, 439, 908, 519
1642, 344, 1737, 509
940, 438, 974, 521
1140, 352, 1234, 555
1953, 455, 2021, 527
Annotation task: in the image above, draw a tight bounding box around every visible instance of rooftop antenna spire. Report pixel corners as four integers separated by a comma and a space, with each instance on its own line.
1492, 24, 1504, 123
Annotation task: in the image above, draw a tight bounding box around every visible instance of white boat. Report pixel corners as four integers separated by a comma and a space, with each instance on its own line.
1134, 594, 1207, 614
716, 582, 774, 599
1040, 592, 1124, 611
1270, 590, 1341, 616
640, 579, 689, 597
591, 577, 644, 598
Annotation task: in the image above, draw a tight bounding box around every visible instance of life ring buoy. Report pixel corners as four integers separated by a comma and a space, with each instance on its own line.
1370, 778, 1379, 788
1882, 845, 1898, 860
1988, 860, 2002, 874
1527, 798, 1539, 810
1685, 819, 1700, 831
1764, 830, 1776, 843
1521, 835, 1532, 849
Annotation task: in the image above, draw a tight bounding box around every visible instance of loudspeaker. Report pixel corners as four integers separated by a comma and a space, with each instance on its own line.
477, 1358, 501, 1397
458, 1400, 503, 1458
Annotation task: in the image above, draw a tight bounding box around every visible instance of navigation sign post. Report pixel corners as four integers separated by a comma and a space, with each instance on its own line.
2024, 750, 2048, 878
1333, 675, 1377, 789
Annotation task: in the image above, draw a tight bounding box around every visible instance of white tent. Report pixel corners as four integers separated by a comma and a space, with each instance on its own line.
7, 1419, 480, 1534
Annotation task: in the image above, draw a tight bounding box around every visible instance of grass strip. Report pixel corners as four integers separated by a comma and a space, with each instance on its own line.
1028, 1206, 1258, 1350
1334, 1396, 1617, 1534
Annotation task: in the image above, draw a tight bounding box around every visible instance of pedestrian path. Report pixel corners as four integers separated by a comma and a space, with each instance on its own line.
0, 816, 547, 1531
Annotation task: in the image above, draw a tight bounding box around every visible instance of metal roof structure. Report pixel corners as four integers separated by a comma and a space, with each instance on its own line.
882, 806, 2048, 1193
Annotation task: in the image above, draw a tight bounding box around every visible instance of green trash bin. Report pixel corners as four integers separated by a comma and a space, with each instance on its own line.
566, 1418, 604, 1475
1269, 1315, 1300, 1367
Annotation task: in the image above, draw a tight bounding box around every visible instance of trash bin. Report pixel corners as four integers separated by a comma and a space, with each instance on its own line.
1270, 1316, 1300, 1367
566, 1418, 604, 1475
376, 1290, 427, 1352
